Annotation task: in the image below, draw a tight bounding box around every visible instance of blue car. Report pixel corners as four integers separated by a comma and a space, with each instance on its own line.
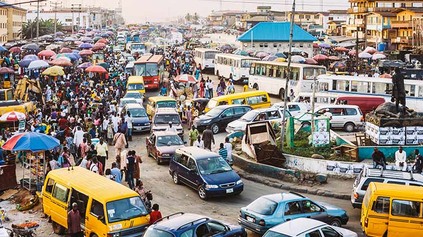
238, 192, 349, 234
144, 212, 247, 237
169, 147, 243, 200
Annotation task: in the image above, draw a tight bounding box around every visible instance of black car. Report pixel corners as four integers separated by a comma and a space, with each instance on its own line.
193, 105, 252, 134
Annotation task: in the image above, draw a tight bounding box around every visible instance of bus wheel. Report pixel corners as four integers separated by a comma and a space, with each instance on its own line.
279, 88, 285, 100
52, 221, 65, 235
253, 83, 259, 90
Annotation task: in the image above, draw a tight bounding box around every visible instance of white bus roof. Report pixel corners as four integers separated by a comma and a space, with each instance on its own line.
215, 53, 257, 60
317, 74, 423, 85
252, 60, 326, 68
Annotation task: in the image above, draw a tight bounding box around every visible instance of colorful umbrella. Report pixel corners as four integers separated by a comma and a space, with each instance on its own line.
274, 58, 286, 62
0, 45, 7, 52
274, 52, 286, 58
330, 61, 346, 69
79, 43, 93, 49
80, 37, 93, 42
372, 53, 386, 60
328, 56, 341, 61
63, 37, 76, 42
0, 67, 14, 74
55, 31, 65, 36
23, 54, 39, 61
79, 49, 93, 56
255, 51, 269, 58
28, 60, 50, 69
96, 38, 108, 44
319, 43, 331, 49
175, 74, 196, 83
42, 66, 65, 76
358, 52, 372, 59
364, 46, 377, 54
305, 58, 318, 65
59, 47, 72, 53
262, 55, 277, 61
21, 43, 40, 51
348, 50, 357, 56
77, 62, 92, 69
313, 54, 328, 61
93, 42, 106, 48
0, 111, 26, 121
334, 47, 349, 52
9, 46, 21, 53
38, 50, 56, 58
2, 132, 60, 152
49, 58, 73, 67
85, 65, 107, 73
290, 55, 306, 63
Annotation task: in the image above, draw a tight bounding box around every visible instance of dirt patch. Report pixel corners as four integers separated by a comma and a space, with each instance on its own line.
0, 189, 19, 200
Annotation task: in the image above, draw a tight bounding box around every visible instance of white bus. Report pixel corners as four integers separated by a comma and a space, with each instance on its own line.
193, 48, 220, 72
248, 61, 326, 100
214, 54, 257, 82
316, 74, 423, 112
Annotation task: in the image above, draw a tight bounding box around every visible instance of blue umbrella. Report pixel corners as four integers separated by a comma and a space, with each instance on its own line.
23, 54, 39, 61
54, 38, 63, 41
72, 50, 80, 54
79, 43, 93, 49
0, 45, 7, 52
19, 59, 33, 67
2, 132, 60, 152
275, 52, 286, 58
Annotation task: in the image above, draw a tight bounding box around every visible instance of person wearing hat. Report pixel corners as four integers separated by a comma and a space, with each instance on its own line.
67, 202, 83, 237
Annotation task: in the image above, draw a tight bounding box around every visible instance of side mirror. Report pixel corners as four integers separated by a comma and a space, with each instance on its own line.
97, 215, 104, 221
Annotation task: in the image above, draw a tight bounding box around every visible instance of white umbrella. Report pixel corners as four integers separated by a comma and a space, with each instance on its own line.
358, 52, 372, 59
0, 111, 26, 121
290, 55, 306, 63
28, 59, 49, 69
372, 53, 386, 60
364, 46, 377, 54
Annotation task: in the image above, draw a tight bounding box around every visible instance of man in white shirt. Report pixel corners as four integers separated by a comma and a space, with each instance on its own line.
193, 135, 204, 149
111, 113, 120, 133
73, 126, 85, 148
224, 137, 233, 164
125, 111, 133, 141
395, 146, 407, 171
166, 122, 178, 133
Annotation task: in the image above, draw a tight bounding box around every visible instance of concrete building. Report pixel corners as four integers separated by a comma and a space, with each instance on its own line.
240, 6, 287, 30
237, 22, 316, 57
326, 10, 348, 36
207, 10, 244, 27
0, 2, 26, 43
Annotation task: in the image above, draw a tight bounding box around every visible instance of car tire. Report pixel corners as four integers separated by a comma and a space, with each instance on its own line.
198, 186, 207, 200
344, 122, 355, 132
330, 218, 342, 227
52, 221, 65, 235
172, 172, 180, 184
211, 123, 219, 134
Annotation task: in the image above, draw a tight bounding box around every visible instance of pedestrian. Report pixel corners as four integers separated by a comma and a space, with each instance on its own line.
413, 149, 423, 173
67, 203, 83, 237
149, 204, 162, 224
113, 129, 127, 157
395, 146, 407, 171
224, 137, 233, 165
110, 162, 122, 183
188, 125, 199, 146
193, 135, 204, 149
95, 137, 108, 168
126, 111, 133, 141
89, 157, 99, 174
202, 126, 215, 150
166, 122, 178, 133
79, 138, 89, 160
133, 150, 142, 181
372, 147, 387, 169
126, 150, 135, 189
79, 155, 88, 169
107, 119, 114, 145
218, 142, 229, 162
105, 168, 114, 180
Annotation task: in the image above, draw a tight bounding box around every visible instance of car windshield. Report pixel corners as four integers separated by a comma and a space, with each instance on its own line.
128, 83, 144, 90
106, 196, 148, 223
125, 93, 142, 99
263, 231, 291, 237
197, 156, 232, 175
120, 100, 137, 106
144, 228, 175, 237
157, 101, 177, 108
129, 108, 147, 117
239, 110, 258, 122
246, 197, 278, 215
205, 107, 224, 117
157, 135, 183, 146
154, 114, 181, 125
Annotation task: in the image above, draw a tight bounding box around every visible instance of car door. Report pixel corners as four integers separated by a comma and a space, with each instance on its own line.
218, 108, 235, 129
233, 107, 249, 120
85, 198, 106, 237
300, 200, 329, 222
283, 201, 305, 222
185, 157, 202, 189
206, 221, 235, 237
177, 154, 193, 187
287, 104, 302, 118
328, 108, 344, 128
320, 226, 342, 237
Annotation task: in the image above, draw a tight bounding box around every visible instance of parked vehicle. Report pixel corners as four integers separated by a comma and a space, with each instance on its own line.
271, 102, 310, 118
119, 98, 138, 113
194, 105, 252, 134
146, 131, 185, 164
226, 107, 291, 133
144, 212, 246, 237
169, 147, 244, 199
42, 167, 149, 237
263, 218, 357, 237
351, 166, 423, 208
123, 91, 143, 105
361, 182, 423, 237
151, 108, 183, 138
122, 103, 150, 133
205, 91, 271, 112
126, 76, 145, 95
146, 96, 177, 118
238, 192, 349, 234
335, 96, 385, 115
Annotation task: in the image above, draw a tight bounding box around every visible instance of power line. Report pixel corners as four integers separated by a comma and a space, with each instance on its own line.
200, 0, 348, 8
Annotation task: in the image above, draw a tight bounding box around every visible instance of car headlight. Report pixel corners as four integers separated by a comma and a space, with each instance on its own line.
202, 119, 211, 124
107, 233, 120, 237
205, 184, 219, 189
236, 180, 243, 185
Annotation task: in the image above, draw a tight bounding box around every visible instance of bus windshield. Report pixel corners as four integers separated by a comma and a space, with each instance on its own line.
131, 44, 145, 50
106, 196, 148, 223
128, 83, 144, 90
134, 64, 158, 76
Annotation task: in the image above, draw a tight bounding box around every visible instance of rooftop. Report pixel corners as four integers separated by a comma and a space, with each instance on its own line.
238, 22, 316, 42
0, 1, 26, 11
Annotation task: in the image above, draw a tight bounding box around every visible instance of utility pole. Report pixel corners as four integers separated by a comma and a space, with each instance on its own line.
280, 0, 296, 151
356, 26, 359, 72
71, 3, 81, 34
50, 1, 62, 36
36, 0, 40, 41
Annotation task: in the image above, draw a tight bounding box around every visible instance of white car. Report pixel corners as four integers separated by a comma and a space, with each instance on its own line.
271, 102, 310, 118
263, 218, 357, 237
226, 107, 291, 133
123, 91, 144, 105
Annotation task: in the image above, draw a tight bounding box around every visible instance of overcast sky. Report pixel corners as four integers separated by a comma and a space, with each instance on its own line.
59, 0, 349, 23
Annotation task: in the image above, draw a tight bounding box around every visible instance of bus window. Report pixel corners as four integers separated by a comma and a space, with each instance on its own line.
373, 197, 390, 214
232, 98, 245, 104
391, 200, 421, 218
356, 81, 369, 93
250, 66, 255, 75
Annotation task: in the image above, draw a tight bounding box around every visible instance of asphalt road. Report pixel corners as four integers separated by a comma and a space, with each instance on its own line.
132, 80, 364, 236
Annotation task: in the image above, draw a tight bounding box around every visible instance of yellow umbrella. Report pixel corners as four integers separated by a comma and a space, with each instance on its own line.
274, 57, 286, 62
42, 66, 65, 76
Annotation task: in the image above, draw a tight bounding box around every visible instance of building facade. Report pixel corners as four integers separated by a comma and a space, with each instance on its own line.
0, 2, 26, 44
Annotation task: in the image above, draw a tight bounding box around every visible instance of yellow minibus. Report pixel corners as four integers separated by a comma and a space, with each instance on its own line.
205, 91, 271, 112
127, 76, 145, 95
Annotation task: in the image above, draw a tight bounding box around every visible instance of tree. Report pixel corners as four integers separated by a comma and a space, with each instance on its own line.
19, 19, 64, 39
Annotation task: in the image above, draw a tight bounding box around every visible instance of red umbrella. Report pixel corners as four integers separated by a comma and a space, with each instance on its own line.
328, 56, 341, 61
59, 47, 72, 53
305, 58, 318, 65
79, 49, 93, 56
38, 50, 56, 58
0, 67, 14, 74
85, 65, 107, 73
175, 74, 196, 83
9, 47, 21, 53
313, 54, 328, 61
49, 58, 73, 67
93, 42, 106, 50
97, 38, 108, 44
0, 111, 26, 121
334, 47, 349, 52
348, 50, 357, 56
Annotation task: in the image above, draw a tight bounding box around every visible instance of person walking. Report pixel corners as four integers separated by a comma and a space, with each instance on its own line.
126, 151, 135, 189
113, 129, 127, 157
413, 149, 423, 174
110, 162, 122, 183
133, 150, 142, 181
188, 125, 199, 146
202, 126, 215, 150
149, 204, 162, 224
193, 135, 204, 149
95, 137, 108, 168
126, 111, 133, 141
224, 137, 233, 165
218, 143, 229, 164
67, 203, 83, 237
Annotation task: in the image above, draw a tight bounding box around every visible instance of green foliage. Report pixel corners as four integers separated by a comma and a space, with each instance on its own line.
19, 19, 64, 39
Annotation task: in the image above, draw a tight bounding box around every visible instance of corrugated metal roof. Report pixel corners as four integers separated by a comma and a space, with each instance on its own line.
238, 22, 316, 42
0, 1, 26, 11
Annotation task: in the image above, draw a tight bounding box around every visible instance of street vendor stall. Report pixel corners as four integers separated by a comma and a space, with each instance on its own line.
2, 132, 60, 191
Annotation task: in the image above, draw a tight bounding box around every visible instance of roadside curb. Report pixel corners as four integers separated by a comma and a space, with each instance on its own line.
232, 153, 351, 200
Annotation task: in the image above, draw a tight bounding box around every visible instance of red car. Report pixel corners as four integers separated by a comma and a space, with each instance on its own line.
146, 131, 185, 164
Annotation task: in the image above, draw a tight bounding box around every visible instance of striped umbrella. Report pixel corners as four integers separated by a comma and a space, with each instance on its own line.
175, 74, 196, 83
0, 111, 26, 121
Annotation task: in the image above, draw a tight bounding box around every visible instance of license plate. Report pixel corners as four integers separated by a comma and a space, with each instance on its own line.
134, 126, 142, 130
226, 188, 233, 193
246, 216, 254, 222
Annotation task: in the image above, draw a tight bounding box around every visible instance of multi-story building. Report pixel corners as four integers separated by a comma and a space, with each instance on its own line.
207, 10, 244, 27
0, 2, 26, 44
326, 10, 348, 36
240, 6, 287, 30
